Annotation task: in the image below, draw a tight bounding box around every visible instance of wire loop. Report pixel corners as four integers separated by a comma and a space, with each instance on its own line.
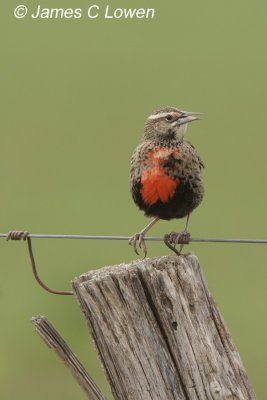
6, 230, 29, 241
6, 231, 73, 296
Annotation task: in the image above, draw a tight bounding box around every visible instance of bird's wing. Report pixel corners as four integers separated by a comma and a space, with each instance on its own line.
184, 140, 205, 169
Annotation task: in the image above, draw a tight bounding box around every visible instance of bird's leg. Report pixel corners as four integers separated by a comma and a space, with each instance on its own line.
178, 212, 191, 252
164, 213, 191, 255
129, 217, 160, 258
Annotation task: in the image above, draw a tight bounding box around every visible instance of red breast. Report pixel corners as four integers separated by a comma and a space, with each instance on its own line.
140, 148, 181, 206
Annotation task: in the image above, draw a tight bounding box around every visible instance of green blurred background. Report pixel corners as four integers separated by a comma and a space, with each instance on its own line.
1, 0, 266, 398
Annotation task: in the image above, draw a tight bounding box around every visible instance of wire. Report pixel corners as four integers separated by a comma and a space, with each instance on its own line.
3, 230, 266, 296
5, 231, 73, 295
0, 233, 267, 243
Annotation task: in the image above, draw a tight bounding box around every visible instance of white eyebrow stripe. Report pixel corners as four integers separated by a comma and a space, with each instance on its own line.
148, 112, 172, 120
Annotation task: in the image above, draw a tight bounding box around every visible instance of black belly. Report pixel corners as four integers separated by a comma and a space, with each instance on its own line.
132, 179, 203, 220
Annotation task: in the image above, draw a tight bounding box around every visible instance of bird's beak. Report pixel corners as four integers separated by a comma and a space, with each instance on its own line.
178, 110, 203, 126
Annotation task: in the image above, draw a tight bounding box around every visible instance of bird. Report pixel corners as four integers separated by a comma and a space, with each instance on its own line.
129, 106, 205, 257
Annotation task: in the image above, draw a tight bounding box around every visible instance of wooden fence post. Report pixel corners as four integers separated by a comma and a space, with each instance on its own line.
72, 253, 256, 400
31, 315, 107, 400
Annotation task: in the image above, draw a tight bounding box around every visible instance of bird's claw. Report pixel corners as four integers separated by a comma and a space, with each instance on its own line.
168, 231, 191, 245
129, 233, 140, 255
164, 231, 190, 256
129, 233, 147, 258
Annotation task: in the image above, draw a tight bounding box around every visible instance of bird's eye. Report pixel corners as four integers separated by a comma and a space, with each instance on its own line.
166, 114, 172, 121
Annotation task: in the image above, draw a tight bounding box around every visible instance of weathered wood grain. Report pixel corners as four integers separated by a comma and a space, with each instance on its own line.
31, 315, 107, 400
72, 253, 256, 400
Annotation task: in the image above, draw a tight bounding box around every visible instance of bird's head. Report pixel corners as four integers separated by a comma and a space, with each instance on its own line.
143, 107, 202, 143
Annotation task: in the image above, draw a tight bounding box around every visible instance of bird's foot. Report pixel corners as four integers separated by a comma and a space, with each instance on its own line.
168, 231, 191, 245
129, 232, 147, 258
164, 231, 191, 256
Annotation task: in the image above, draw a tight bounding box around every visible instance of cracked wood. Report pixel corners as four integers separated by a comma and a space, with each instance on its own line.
31, 315, 106, 400
72, 253, 256, 400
